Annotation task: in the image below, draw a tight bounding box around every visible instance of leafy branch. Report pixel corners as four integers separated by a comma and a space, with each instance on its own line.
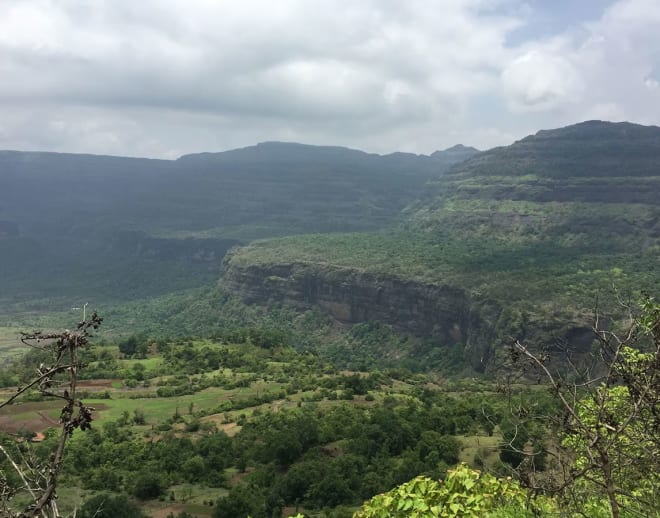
501, 296, 660, 518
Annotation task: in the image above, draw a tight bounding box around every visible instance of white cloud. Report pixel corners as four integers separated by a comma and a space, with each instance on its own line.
501, 49, 583, 110
0, 0, 658, 156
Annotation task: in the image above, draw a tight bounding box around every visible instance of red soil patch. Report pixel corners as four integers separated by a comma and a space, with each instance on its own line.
31, 432, 46, 442
0, 415, 46, 434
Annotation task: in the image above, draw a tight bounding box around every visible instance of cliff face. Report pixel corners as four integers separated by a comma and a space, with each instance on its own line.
221, 260, 503, 370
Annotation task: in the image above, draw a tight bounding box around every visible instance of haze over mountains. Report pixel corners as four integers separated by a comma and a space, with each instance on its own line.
0, 141, 477, 307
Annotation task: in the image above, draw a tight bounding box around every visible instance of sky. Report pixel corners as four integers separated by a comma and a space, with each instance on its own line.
1, 0, 659, 158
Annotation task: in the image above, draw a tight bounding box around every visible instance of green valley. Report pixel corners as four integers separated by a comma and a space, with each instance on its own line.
1, 120, 659, 517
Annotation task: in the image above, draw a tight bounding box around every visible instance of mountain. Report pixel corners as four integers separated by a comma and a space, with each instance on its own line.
430, 144, 481, 165
409, 120, 660, 236
162, 141, 477, 237
0, 142, 475, 308
221, 121, 660, 369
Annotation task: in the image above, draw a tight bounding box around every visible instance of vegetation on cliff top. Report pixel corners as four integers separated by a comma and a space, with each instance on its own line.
224, 121, 660, 315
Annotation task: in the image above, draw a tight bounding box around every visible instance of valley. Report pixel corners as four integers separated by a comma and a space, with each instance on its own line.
0, 334, 515, 517
1, 120, 659, 516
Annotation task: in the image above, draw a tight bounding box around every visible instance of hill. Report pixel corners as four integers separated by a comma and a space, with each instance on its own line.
221, 121, 660, 368
0, 143, 476, 311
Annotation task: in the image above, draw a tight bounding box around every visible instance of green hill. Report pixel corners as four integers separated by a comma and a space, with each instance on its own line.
221, 121, 660, 366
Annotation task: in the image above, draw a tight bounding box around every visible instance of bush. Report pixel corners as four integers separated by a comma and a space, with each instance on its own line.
355, 464, 556, 518
131, 471, 164, 500
79, 494, 145, 518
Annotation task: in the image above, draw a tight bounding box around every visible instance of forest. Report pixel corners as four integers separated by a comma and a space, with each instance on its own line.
0, 293, 658, 517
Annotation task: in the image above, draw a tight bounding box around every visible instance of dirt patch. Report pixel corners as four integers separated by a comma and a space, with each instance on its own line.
146, 503, 212, 518
77, 379, 119, 389
0, 415, 47, 434
200, 415, 242, 437
229, 467, 255, 487
0, 402, 108, 435
148, 504, 186, 518
218, 422, 241, 437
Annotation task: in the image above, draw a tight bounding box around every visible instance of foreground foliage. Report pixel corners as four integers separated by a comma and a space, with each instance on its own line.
0, 312, 102, 517
505, 295, 660, 518
355, 464, 555, 518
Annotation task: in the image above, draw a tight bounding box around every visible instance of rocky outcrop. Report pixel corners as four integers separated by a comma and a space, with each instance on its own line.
221, 259, 503, 370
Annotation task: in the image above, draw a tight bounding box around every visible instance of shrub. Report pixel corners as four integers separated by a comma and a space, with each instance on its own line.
355, 464, 555, 518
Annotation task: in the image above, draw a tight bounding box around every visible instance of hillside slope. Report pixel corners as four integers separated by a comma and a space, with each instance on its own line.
0, 143, 475, 309
222, 121, 660, 366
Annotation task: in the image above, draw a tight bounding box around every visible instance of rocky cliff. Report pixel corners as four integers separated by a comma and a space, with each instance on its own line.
221, 258, 506, 370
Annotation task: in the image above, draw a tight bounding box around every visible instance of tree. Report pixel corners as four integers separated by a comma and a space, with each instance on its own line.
0, 312, 102, 517
503, 295, 660, 517
84, 465, 122, 491
213, 484, 266, 518
119, 335, 138, 356
131, 470, 164, 500
79, 493, 145, 518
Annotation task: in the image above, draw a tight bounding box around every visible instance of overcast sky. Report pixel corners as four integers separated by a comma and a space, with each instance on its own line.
1, 0, 659, 158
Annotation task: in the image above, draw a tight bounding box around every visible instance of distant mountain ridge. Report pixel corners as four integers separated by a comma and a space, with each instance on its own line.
0, 140, 477, 306
178, 140, 480, 163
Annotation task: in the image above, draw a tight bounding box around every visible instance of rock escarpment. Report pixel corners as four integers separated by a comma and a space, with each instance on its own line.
221, 259, 503, 370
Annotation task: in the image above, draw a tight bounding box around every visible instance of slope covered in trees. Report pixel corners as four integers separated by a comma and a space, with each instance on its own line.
222, 121, 660, 367
1, 296, 657, 517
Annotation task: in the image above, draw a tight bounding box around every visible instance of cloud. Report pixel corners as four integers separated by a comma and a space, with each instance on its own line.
0, 0, 658, 157
501, 49, 583, 110
501, 0, 660, 123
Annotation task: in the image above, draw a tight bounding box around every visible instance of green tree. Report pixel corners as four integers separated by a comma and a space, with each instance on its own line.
132, 408, 146, 425
507, 295, 660, 517
131, 471, 164, 500
119, 335, 138, 356
84, 465, 122, 491
79, 493, 145, 518
355, 464, 554, 518
213, 484, 265, 518
182, 455, 206, 483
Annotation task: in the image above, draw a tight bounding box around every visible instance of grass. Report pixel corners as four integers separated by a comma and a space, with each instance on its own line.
0, 327, 29, 361
458, 434, 502, 469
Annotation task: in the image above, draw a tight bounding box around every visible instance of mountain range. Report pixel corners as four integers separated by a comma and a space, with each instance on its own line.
1, 120, 659, 369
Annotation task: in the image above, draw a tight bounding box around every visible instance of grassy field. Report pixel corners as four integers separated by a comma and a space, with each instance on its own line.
0, 326, 28, 362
